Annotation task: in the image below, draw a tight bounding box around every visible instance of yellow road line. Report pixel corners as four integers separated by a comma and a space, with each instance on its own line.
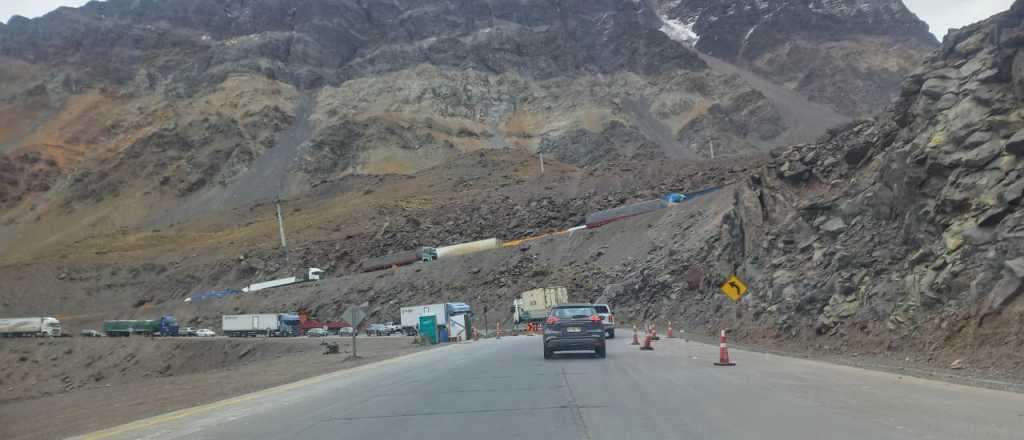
77, 344, 457, 440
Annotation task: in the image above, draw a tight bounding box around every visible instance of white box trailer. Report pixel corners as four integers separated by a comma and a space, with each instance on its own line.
0, 317, 62, 337
400, 303, 448, 335
241, 268, 324, 293
222, 314, 280, 337
514, 287, 568, 324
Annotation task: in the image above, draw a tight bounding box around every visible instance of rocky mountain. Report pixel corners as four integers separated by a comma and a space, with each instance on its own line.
0, 0, 920, 253
8, 0, 1013, 377
655, 0, 939, 116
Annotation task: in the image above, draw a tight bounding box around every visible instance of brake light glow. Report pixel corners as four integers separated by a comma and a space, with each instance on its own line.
609, 314, 615, 323
545, 316, 560, 325
590, 315, 602, 323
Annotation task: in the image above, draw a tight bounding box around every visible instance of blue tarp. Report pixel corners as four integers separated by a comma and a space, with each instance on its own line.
448, 303, 471, 315
185, 288, 243, 303
664, 193, 688, 203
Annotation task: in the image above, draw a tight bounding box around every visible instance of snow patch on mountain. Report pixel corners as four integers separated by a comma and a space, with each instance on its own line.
659, 15, 700, 45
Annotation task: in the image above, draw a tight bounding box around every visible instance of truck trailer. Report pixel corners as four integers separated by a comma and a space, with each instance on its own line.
222, 313, 299, 337
513, 287, 569, 325
0, 317, 62, 337
103, 315, 179, 337
241, 268, 324, 293
400, 303, 471, 336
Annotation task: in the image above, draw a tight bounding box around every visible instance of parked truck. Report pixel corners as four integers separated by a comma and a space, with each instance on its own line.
513, 287, 569, 325
399, 303, 471, 336
103, 315, 179, 337
241, 268, 324, 293
222, 313, 300, 337
0, 317, 62, 337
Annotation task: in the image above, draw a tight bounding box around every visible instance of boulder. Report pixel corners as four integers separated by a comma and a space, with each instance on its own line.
819, 217, 847, 234
920, 78, 957, 98
1005, 258, 1024, 278
961, 131, 993, 150
959, 140, 1003, 168
935, 93, 959, 110
1004, 130, 1024, 156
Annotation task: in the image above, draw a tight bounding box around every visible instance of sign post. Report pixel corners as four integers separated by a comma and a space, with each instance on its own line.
719, 275, 749, 302
341, 302, 369, 360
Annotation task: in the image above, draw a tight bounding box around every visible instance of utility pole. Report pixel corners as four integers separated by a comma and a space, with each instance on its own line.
710, 140, 716, 159
539, 153, 545, 175
276, 200, 289, 266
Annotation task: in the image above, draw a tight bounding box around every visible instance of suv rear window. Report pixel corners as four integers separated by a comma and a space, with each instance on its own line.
593, 305, 610, 313
552, 307, 596, 319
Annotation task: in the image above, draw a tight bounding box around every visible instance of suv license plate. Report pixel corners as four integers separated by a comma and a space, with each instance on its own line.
567, 327, 581, 333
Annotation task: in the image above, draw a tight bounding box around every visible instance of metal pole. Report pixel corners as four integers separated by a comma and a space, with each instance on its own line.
539, 153, 545, 175
710, 140, 716, 159
276, 201, 289, 265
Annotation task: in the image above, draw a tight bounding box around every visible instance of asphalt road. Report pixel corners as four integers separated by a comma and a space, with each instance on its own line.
73, 331, 1024, 440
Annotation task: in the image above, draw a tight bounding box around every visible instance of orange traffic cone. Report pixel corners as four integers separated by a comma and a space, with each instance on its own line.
714, 330, 736, 366
631, 325, 640, 345
640, 330, 654, 351
496, 322, 502, 340
473, 328, 480, 341
667, 321, 673, 338
651, 323, 660, 341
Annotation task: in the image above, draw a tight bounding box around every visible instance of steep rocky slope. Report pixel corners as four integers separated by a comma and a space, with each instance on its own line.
655, 0, 938, 116
0, 0, 941, 256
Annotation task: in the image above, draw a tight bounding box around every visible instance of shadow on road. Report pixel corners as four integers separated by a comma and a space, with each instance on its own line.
546, 352, 604, 361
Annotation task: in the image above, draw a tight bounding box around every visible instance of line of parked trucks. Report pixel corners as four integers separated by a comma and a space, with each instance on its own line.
3, 284, 601, 340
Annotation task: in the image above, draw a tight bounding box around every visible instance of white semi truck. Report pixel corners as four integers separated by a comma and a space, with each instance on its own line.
222, 313, 300, 337
241, 268, 324, 293
0, 317, 62, 337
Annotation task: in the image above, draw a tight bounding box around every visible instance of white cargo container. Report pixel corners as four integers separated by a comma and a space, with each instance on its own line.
436, 238, 501, 259
222, 314, 280, 337
514, 287, 569, 324
0, 317, 62, 337
400, 303, 448, 335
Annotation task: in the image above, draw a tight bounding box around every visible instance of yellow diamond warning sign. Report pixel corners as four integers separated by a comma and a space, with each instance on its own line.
720, 275, 749, 302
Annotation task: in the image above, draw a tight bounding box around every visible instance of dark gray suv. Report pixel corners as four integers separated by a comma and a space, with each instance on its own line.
542, 304, 606, 359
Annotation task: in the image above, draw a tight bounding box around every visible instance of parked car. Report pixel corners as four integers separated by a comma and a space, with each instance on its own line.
337, 327, 354, 336
181, 327, 198, 337
367, 324, 387, 336
592, 304, 615, 338
307, 328, 329, 337
195, 329, 216, 337
542, 304, 606, 359
79, 329, 103, 337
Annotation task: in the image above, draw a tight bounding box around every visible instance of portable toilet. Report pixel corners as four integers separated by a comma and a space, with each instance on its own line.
419, 315, 438, 344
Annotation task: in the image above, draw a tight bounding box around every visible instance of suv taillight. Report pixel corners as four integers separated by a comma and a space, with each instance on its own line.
609, 314, 615, 323
590, 315, 602, 323
545, 316, 560, 325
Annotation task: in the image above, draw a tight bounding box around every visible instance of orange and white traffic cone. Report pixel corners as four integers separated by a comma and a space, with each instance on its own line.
667, 321, 673, 338
651, 323, 660, 341
640, 329, 654, 351
496, 322, 502, 340
631, 325, 640, 345
714, 329, 736, 366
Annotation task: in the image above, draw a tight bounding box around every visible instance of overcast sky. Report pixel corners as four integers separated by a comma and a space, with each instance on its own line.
0, 0, 1017, 40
